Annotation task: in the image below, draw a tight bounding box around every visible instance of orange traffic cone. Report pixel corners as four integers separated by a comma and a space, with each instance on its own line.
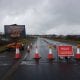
75, 47, 80, 59
15, 46, 21, 59
48, 48, 54, 60
34, 46, 40, 59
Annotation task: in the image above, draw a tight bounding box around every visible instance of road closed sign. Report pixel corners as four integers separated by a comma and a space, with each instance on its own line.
58, 46, 74, 57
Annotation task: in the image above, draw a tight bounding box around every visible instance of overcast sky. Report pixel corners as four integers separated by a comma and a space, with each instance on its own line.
0, 0, 80, 35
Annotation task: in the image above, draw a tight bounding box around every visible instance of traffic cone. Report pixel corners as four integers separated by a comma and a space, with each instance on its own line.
30, 43, 32, 49
48, 48, 54, 60
27, 45, 30, 49
15, 46, 21, 59
75, 47, 80, 59
34, 46, 40, 59
27, 45, 30, 53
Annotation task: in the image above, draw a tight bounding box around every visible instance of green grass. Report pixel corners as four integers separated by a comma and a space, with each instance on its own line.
0, 45, 7, 52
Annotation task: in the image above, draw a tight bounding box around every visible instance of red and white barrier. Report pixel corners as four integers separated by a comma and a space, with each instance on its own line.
48, 48, 54, 60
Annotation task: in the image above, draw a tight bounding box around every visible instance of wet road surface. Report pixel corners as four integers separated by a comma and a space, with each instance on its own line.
0, 48, 25, 80
11, 63, 80, 80
0, 50, 15, 79
8, 38, 80, 80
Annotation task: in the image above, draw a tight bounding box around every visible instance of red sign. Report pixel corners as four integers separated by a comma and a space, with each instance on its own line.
58, 46, 73, 57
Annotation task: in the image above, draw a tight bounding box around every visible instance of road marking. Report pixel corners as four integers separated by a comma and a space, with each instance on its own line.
0, 63, 10, 66
0, 56, 6, 58
20, 61, 36, 65
20, 60, 58, 65
23, 54, 28, 60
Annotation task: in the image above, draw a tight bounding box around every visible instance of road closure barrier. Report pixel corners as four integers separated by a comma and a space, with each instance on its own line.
57, 46, 73, 57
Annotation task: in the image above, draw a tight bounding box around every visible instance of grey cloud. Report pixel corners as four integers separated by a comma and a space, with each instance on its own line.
0, 0, 80, 34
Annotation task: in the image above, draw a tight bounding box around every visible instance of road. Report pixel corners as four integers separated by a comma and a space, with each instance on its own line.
0, 47, 25, 80
0, 49, 16, 79
5, 38, 80, 80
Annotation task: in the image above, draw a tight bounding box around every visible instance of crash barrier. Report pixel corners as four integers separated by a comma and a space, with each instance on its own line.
22, 42, 80, 63
33, 44, 80, 62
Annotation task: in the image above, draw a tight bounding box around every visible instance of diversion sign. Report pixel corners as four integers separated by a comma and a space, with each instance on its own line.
58, 46, 74, 57
4, 24, 26, 38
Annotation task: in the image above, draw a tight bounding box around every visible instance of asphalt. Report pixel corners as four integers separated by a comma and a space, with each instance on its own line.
7, 38, 80, 80
0, 47, 25, 80
10, 63, 80, 80
0, 50, 15, 79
